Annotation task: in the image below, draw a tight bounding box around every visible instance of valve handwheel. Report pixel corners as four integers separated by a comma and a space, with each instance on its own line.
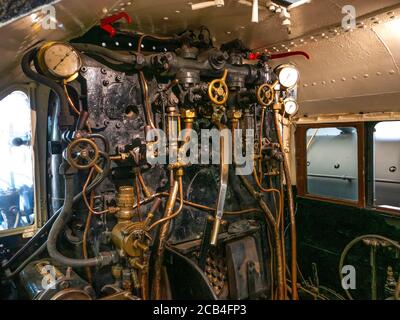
257, 80, 278, 107
66, 138, 100, 170
208, 69, 229, 105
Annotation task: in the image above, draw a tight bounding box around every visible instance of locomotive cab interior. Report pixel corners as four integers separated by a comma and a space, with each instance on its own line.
0, 0, 400, 302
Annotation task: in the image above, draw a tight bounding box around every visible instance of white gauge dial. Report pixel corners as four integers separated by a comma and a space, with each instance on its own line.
276, 65, 299, 89
283, 98, 299, 116
43, 43, 82, 79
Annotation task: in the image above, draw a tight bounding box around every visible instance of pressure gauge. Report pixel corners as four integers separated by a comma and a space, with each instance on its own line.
275, 64, 299, 89
37, 42, 82, 81
283, 98, 299, 116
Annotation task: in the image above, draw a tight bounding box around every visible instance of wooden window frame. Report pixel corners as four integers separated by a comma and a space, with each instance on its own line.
366, 121, 400, 216
295, 122, 366, 208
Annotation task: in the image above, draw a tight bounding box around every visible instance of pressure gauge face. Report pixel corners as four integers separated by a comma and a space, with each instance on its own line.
283, 98, 299, 116
41, 43, 82, 79
275, 64, 299, 89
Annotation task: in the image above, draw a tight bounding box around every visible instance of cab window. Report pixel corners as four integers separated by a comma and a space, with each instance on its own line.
373, 121, 400, 210
306, 126, 359, 202
0, 91, 34, 231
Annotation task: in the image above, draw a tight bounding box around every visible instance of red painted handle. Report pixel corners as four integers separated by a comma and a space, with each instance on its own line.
248, 51, 310, 61
269, 51, 310, 60
100, 12, 132, 38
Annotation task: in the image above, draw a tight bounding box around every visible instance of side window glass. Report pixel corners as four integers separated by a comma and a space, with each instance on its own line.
306, 127, 358, 201
374, 121, 400, 210
0, 91, 34, 231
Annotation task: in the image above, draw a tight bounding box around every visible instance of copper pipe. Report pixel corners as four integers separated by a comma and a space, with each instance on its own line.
135, 176, 142, 221
273, 110, 298, 300
63, 83, 92, 133
82, 168, 109, 215
137, 34, 174, 130
132, 191, 261, 215
63, 83, 80, 115
137, 171, 152, 198
258, 107, 266, 181
239, 175, 285, 300
148, 178, 184, 231
82, 191, 95, 283
153, 177, 181, 300
140, 269, 149, 300
253, 171, 281, 200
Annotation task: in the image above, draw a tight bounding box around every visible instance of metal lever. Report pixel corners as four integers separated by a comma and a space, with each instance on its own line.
210, 132, 229, 246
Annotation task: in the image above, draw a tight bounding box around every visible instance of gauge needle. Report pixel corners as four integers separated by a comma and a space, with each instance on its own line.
53, 50, 71, 70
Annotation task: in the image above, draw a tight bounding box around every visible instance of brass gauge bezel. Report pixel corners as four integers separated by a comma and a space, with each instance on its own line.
36, 42, 82, 82
274, 64, 300, 90
283, 97, 299, 117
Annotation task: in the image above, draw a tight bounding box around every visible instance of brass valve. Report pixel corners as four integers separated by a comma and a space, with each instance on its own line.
257, 80, 278, 107
66, 138, 101, 171
208, 69, 229, 105
115, 186, 135, 220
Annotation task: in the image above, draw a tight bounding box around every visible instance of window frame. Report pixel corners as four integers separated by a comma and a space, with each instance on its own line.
0, 85, 44, 238
366, 121, 400, 216
295, 122, 366, 208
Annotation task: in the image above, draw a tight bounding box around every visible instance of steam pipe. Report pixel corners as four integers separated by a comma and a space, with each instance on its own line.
47, 162, 118, 268
2, 154, 111, 271
72, 43, 138, 65
273, 109, 298, 300
153, 177, 181, 299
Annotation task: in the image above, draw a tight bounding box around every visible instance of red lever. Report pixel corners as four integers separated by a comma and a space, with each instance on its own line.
269, 51, 310, 60
100, 12, 132, 38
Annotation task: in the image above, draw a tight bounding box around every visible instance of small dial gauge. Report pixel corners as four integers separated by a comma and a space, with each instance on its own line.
40, 43, 82, 79
275, 64, 299, 89
283, 98, 299, 116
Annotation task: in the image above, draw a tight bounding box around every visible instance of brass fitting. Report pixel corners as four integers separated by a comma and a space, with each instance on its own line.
129, 258, 145, 270
273, 100, 283, 112
227, 109, 242, 123
110, 153, 130, 161
111, 220, 147, 258
175, 168, 185, 177
167, 162, 188, 171
115, 186, 135, 221
181, 109, 197, 123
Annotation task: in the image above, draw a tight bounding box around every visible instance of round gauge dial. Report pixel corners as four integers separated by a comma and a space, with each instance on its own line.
275, 64, 299, 89
42, 43, 82, 79
283, 98, 299, 116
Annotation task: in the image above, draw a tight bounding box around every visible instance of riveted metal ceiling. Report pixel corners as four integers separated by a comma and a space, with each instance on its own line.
0, 0, 399, 116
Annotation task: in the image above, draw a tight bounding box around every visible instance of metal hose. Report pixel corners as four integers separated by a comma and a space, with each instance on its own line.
3, 155, 111, 271
47, 162, 117, 268
72, 43, 137, 65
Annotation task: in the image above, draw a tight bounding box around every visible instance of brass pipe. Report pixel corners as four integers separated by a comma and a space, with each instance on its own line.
273, 109, 298, 300
137, 171, 152, 198
148, 179, 184, 231
131, 191, 262, 215
153, 177, 181, 300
